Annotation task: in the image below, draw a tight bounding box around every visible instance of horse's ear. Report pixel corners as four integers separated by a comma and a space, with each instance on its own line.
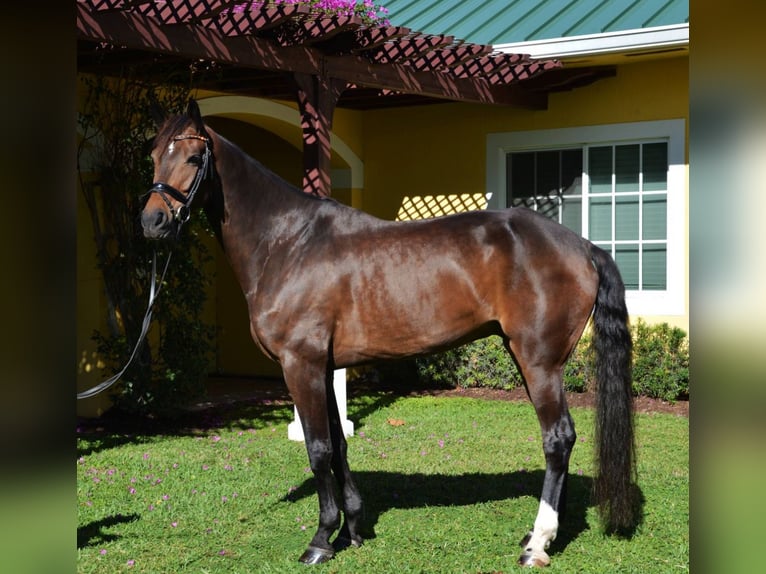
148, 92, 166, 129
187, 98, 204, 131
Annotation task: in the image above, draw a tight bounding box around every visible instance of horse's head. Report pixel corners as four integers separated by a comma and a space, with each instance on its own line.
141, 98, 214, 240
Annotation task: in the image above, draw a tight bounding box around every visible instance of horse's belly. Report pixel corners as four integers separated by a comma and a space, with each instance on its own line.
332, 292, 495, 366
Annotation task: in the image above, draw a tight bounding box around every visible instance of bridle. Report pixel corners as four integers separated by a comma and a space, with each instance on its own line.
77, 132, 214, 400
143, 133, 214, 229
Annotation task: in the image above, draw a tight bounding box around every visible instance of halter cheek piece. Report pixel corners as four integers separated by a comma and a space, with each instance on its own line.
144, 134, 213, 225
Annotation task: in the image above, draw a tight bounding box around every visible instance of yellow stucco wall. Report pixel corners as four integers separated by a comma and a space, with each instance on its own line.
360, 57, 688, 214
360, 56, 688, 331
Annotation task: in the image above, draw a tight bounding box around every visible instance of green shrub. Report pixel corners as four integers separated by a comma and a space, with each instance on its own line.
630, 319, 689, 401
392, 320, 689, 402
562, 331, 593, 393
414, 336, 522, 390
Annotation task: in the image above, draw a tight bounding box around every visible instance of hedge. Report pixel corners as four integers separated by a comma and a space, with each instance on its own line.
370, 319, 689, 402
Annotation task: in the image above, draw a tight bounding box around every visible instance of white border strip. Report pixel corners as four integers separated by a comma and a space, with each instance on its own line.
494, 24, 688, 60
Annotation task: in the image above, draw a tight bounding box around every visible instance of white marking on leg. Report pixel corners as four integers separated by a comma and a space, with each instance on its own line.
526, 500, 559, 552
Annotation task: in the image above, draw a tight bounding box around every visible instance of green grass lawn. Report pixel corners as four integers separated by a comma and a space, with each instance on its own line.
77, 394, 688, 573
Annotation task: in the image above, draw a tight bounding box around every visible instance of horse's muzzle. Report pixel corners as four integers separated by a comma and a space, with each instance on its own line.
141, 206, 177, 240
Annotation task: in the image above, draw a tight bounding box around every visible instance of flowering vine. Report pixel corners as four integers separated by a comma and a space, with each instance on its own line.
231, 0, 391, 26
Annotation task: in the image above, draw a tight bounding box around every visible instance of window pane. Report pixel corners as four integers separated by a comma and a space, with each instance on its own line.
643, 195, 667, 240
615, 195, 639, 240
561, 149, 583, 195
588, 146, 612, 194
589, 196, 612, 241
536, 151, 559, 197
509, 152, 535, 200
615, 244, 639, 290
561, 197, 581, 232
643, 244, 667, 290
615, 144, 640, 193
643, 142, 668, 191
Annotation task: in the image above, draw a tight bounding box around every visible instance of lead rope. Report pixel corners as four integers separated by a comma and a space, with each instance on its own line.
76, 249, 173, 400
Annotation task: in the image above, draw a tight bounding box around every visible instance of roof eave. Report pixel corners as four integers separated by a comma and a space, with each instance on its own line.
494, 23, 689, 61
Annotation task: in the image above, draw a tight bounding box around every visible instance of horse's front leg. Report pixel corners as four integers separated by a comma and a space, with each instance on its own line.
282, 353, 340, 564
327, 376, 364, 550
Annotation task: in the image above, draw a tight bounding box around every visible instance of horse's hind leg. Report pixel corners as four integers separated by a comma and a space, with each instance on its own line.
508, 342, 577, 567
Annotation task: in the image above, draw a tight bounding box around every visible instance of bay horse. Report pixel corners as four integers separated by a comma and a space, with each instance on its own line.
141, 99, 638, 567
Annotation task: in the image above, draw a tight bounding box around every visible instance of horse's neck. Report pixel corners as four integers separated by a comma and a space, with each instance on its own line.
212, 140, 309, 291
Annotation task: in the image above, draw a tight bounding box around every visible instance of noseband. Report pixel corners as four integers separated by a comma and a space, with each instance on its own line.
144, 133, 213, 226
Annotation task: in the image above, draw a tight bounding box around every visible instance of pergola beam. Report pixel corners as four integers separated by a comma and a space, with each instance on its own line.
76, 3, 549, 108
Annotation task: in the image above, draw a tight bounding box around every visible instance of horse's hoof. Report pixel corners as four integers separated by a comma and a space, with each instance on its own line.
298, 546, 335, 565
517, 549, 551, 568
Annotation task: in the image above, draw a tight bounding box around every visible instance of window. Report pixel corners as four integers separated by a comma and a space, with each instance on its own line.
506, 142, 668, 291
487, 120, 685, 316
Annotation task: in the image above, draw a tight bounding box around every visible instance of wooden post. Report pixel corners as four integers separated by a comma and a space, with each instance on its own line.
288, 368, 354, 441
292, 71, 346, 198
288, 69, 354, 441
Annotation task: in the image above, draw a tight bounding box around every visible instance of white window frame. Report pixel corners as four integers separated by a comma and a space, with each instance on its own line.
486, 120, 686, 316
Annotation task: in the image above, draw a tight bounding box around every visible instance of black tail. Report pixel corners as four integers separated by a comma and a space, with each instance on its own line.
590, 244, 639, 533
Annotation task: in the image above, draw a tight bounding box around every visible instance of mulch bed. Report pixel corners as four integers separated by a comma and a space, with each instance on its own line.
402, 385, 688, 417
203, 376, 689, 418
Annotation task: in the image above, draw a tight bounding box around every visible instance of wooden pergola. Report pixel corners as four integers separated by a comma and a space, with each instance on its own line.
77, 0, 614, 197
77, 1, 619, 437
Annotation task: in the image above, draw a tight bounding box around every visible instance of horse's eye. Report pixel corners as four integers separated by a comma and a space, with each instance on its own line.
187, 155, 202, 166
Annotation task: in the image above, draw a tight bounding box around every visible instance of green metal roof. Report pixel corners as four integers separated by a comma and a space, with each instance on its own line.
383, 0, 689, 45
